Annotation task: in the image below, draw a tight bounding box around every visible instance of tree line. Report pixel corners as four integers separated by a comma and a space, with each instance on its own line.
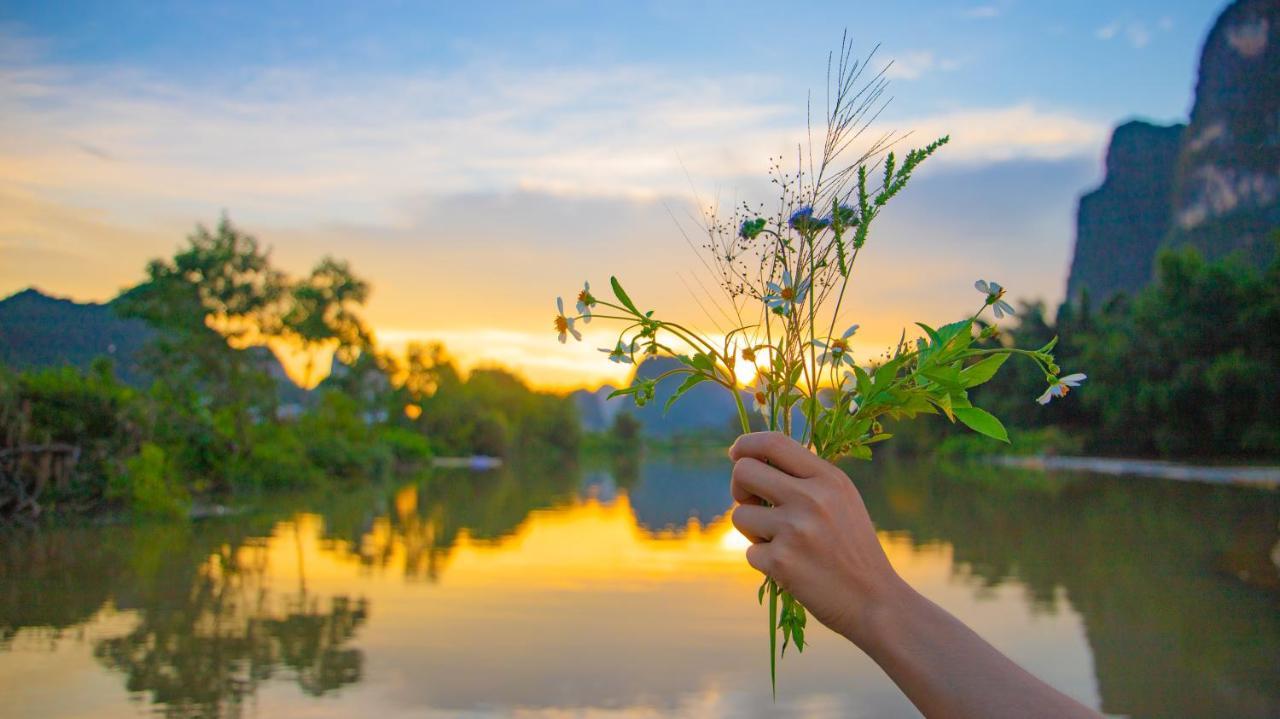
0, 217, 579, 519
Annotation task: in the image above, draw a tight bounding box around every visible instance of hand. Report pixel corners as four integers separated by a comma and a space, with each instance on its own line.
728, 431, 906, 647
728, 432, 1101, 719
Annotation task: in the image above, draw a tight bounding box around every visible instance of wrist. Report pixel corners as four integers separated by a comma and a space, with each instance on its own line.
839, 572, 919, 654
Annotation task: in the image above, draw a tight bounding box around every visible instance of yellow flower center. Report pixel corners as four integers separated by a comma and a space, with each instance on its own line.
578, 290, 592, 304
831, 338, 848, 352
742, 348, 757, 362
554, 315, 568, 332
781, 287, 795, 301
754, 391, 767, 405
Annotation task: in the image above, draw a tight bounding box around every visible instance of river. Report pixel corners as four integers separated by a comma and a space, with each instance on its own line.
1, 453, 1277, 718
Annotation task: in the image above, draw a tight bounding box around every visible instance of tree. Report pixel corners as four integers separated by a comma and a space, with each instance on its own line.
281, 257, 372, 388
117, 217, 286, 485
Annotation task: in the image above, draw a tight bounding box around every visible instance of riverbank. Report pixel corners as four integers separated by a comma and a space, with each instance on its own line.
990, 455, 1280, 488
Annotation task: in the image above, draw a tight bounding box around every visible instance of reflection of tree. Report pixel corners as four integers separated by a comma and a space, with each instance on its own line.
854, 461, 1280, 719
0, 518, 368, 718
94, 590, 367, 718
354, 455, 582, 580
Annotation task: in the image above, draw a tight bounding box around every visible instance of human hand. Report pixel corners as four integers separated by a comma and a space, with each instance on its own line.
728, 431, 907, 648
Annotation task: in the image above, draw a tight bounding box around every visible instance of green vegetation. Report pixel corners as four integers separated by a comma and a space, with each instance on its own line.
975, 236, 1280, 460
0, 217, 579, 519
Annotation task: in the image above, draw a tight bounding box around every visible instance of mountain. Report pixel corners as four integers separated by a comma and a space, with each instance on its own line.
570, 385, 621, 432
628, 356, 743, 438
1168, 0, 1280, 265
0, 288, 305, 403
1066, 121, 1185, 302
0, 287, 154, 385
573, 356, 746, 438
1066, 0, 1279, 303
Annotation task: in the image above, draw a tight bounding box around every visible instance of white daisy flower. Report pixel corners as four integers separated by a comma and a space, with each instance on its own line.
576, 281, 595, 323
975, 279, 1016, 319
599, 340, 634, 364
763, 269, 811, 316
1036, 373, 1086, 405
814, 324, 859, 366
553, 297, 582, 344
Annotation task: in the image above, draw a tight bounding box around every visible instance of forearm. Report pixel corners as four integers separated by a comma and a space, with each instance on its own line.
850, 580, 1100, 719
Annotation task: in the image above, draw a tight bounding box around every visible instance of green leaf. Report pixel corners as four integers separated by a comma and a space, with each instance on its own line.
960, 353, 1010, 388
610, 276, 640, 315
846, 444, 873, 460
914, 322, 941, 347
664, 373, 709, 413
954, 406, 1010, 443
921, 365, 962, 389
852, 365, 873, 399
768, 580, 778, 700
606, 386, 638, 400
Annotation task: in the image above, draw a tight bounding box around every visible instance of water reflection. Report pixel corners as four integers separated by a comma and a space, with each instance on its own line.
852, 462, 1280, 718
0, 454, 1276, 718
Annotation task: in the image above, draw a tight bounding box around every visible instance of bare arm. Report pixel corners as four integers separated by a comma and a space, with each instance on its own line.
728, 432, 1100, 719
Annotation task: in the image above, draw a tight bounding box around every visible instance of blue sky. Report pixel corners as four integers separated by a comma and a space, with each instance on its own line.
0, 0, 1228, 387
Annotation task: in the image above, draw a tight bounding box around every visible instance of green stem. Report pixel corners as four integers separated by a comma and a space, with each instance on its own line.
768, 578, 779, 701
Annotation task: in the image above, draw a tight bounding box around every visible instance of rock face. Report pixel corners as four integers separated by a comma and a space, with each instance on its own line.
1066, 0, 1279, 303
1169, 0, 1280, 264
1066, 121, 1185, 302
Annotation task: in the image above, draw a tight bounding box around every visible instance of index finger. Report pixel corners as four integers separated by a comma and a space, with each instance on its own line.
728, 432, 828, 479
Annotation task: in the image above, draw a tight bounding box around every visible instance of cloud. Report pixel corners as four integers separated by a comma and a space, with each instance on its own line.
884, 51, 962, 80
963, 5, 1002, 19
895, 104, 1108, 166
1095, 18, 1170, 49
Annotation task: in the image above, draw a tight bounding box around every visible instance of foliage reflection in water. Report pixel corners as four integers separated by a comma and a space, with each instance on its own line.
0, 454, 1277, 718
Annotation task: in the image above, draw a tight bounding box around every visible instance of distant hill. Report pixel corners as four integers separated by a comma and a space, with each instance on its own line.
570, 385, 621, 432
0, 287, 154, 385
0, 287, 305, 402
1066, 0, 1278, 303
572, 355, 748, 438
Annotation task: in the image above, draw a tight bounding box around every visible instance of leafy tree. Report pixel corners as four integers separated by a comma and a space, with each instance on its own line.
281, 257, 372, 388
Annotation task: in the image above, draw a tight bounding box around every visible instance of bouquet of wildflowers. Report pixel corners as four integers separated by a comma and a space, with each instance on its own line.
552, 37, 1083, 694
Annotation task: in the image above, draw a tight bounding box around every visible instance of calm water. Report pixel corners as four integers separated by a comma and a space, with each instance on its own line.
2, 454, 1278, 718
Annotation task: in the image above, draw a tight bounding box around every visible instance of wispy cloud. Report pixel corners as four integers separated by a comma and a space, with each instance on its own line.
1095, 17, 1170, 49
962, 5, 1002, 19
884, 51, 962, 80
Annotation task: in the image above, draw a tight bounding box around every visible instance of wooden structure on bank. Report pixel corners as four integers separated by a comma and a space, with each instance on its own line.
0, 443, 80, 519
1, 395, 82, 520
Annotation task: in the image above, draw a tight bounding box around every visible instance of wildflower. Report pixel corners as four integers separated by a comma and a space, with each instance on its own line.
739, 217, 767, 240
576, 281, 596, 323
599, 340, 634, 364
748, 376, 771, 417
788, 206, 831, 233
974, 279, 1016, 319
554, 297, 581, 343
815, 324, 859, 367
1036, 373, 1086, 405
764, 269, 811, 316
742, 346, 757, 363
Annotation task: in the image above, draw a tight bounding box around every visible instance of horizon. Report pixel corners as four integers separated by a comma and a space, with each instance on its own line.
0, 0, 1227, 390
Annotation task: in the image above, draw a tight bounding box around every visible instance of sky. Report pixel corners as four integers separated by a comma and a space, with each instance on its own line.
0, 0, 1227, 390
